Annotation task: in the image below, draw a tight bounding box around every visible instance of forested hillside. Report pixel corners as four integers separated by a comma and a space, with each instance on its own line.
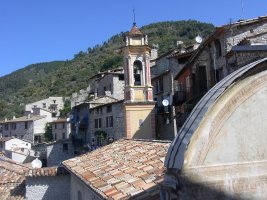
0, 20, 214, 119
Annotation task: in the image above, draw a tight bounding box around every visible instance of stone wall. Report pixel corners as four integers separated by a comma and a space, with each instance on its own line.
89, 102, 125, 143
26, 175, 70, 200
70, 175, 102, 200
46, 140, 74, 167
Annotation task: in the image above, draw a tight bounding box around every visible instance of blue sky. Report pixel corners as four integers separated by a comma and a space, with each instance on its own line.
0, 0, 266, 77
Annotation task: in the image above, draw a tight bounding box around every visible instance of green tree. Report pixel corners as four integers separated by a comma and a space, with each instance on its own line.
44, 124, 53, 142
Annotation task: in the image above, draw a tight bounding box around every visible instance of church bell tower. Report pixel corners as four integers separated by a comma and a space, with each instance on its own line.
122, 23, 155, 139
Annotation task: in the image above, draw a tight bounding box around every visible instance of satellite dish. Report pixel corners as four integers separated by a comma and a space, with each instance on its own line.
195, 35, 203, 44
31, 158, 42, 168
162, 99, 169, 107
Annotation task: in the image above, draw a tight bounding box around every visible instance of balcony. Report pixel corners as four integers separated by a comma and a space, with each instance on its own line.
157, 106, 170, 114
173, 88, 193, 106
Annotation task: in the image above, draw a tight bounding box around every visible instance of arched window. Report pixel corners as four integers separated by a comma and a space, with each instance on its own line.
214, 39, 222, 58
133, 60, 143, 86
78, 190, 82, 200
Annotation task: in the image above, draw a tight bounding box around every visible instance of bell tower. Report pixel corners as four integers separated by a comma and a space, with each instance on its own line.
122, 23, 155, 139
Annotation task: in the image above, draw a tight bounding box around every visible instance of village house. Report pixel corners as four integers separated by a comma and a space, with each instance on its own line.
173, 16, 267, 129
151, 44, 197, 140
0, 115, 49, 143
50, 118, 71, 141
62, 139, 170, 200
0, 137, 36, 164
25, 97, 65, 119
88, 100, 124, 146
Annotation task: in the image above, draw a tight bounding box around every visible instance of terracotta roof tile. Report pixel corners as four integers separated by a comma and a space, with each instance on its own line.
62, 139, 170, 199
128, 23, 144, 36
0, 157, 30, 199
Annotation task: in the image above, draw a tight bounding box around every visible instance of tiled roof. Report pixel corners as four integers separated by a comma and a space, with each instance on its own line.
26, 166, 69, 177
0, 157, 30, 200
2, 115, 46, 123
128, 23, 144, 36
63, 139, 170, 200
51, 118, 67, 123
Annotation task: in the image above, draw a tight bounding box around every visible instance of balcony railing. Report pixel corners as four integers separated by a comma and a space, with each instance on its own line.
156, 106, 170, 114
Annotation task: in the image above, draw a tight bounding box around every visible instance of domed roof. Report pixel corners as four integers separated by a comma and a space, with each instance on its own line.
165, 57, 267, 170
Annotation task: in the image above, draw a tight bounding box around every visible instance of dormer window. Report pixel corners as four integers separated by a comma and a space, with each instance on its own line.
133, 60, 143, 86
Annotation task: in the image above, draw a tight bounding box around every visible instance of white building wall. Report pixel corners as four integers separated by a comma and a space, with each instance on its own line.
5, 138, 31, 151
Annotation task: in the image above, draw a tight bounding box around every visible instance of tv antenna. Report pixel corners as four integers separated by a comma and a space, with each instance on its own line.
241, 0, 244, 19
133, 7, 136, 24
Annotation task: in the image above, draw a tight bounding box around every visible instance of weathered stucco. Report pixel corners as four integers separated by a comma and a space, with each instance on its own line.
163, 58, 267, 199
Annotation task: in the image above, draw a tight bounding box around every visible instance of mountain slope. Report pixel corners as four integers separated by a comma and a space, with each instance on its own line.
0, 20, 214, 119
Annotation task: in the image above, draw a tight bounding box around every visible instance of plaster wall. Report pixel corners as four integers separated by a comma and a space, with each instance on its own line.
124, 104, 155, 139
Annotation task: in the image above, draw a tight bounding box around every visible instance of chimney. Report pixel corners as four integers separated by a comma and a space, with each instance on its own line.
13, 116, 16, 120
4, 118, 7, 122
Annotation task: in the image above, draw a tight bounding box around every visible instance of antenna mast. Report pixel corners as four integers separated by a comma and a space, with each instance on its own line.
133, 8, 136, 25
241, 0, 244, 19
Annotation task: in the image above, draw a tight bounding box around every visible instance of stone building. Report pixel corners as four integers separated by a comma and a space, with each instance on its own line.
173, 16, 267, 131
62, 139, 170, 200
151, 45, 197, 140
25, 97, 65, 119
50, 118, 71, 141
0, 115, 49, 143
88, 100, 124, 146
162, 58, 267, 199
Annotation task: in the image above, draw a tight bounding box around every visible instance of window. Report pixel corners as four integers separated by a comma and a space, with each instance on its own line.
54, 123, 57, 129
52, 113, 57, 118
11, 123, 16, 130
95, 118, 102, 128
4, 124, 8, 130
62, 132, 66, 140
25, 122, 28, 129
96, 107, 102, 114
63, 143, 68, 152
62, 123, 65, 129
215, 39, 222, 58
106, 116, 113, 127
109, 116, 113, 127
98, 118, 102, 128
95, 119, 98, 128
156, 77, 164, 93
139, 119, 144, 127
43, 103, 46, 109
78, 191, 82, 200
106, 105, 112, 113
133, 60, 143, 86
53, 100, 56, 103
118, 74, 124, 81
